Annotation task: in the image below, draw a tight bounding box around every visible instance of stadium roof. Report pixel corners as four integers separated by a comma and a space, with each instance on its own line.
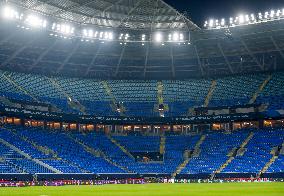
0, 19, 283, 80
7, 0, 199, 31
0, 1, 284, 80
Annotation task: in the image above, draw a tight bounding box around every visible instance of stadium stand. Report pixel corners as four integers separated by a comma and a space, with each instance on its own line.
1, 71, 284, 117
0, 0, 284, 187
0, 124, 283, 176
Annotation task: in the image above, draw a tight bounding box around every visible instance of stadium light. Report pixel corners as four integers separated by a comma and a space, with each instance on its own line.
264, 12, 269, 19
270, 10, 275, 18
239, 15, 244, 24
221, 18, 225, 26
251, 14, 255, 21
229, 17, 233, 25
276, 10, 281, 17
204, 21, 208, 27
141, 34, 146, 41
52, 23, 74, 35
173, 32, 179, 42
89, 30, 94, 37
167, 32, 185, 42
118, 33, 129, 41
104, 32, 109, 39
25, 15, 47, 28
2, 6, 20, 20
179, 33, 184, 41
103, 32, 113, 40
99, 32, 103, 39
108, 32, 114, 40
154, 32, 163, 42
168, 34, 172, 41
204, 7, 284, 30
209, 19, 214, 28
125, 33, 130, 40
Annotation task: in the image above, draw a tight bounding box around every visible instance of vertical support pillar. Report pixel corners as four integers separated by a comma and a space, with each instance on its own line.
170, 125, 173, 133
229, 122, 233, 131
259, 120, 264, 129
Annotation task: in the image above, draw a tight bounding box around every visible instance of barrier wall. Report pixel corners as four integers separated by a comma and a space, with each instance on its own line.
0, 173, 283, 181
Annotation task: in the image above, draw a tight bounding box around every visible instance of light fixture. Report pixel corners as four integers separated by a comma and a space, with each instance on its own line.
52, 23, 74, 35
173, 32, 179, 42
239, 15, 245, 24
25, 15, 47, 28
155, 32, 163, 42
3, 6, 20, 20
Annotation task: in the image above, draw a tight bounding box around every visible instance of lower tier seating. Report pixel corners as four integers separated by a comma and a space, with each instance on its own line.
0, 126, 283, 175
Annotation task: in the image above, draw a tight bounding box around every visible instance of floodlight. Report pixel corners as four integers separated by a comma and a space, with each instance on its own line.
221, 18, 225, 26
215, 19, 219, 26
141, 34, 146, 41
108, 32, 113, 40
168, 34, 172, 41
83, 29, 94, 38
270, 10, 275, 18
239, 15, 244, 24
179, 33, 184, 41
276, 10, 281, 17
250, 14, 255, 21
245, 15, 249, 22
3, 7, 19, 19
125, 34, 130, 40
83, 29, 87, 37
64, 25, 71, 34
209, 19, 214, 27
154, 32, 163, 42
88, 30, 94, 37
104, 32, 109, 39
173, 32, 179, 42
99, 32, 103, 38
264, 12, 269, 19
204, 21, 208, 27
53, 23, 74, 35
26, 15, 47, 28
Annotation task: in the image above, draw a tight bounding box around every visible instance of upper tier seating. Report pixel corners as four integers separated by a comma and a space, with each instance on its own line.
257, 73, 284, 112
210, 74, 265, 107
1, 71, 284, 117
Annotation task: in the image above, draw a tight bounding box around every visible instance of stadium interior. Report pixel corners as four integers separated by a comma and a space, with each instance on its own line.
0, 0, 283, 185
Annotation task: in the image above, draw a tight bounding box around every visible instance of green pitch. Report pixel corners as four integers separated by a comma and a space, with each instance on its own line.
0, 183, 283, 196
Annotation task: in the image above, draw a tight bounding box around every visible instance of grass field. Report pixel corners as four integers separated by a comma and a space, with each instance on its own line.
0, 183, 283, 196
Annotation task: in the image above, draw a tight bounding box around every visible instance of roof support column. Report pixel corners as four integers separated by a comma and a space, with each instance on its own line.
270, 36, 284, 59
241, 39, 264, 71
218, 43, 233, 74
